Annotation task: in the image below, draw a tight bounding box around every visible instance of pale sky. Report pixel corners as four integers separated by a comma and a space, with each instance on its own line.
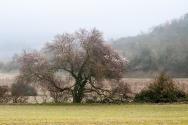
0, 0, 188, 60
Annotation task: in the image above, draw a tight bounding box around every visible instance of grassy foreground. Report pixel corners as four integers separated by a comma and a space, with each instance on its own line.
0, 104, 188, 125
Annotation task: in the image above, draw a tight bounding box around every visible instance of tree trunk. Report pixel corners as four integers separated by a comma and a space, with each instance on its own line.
72, 80, 86, 103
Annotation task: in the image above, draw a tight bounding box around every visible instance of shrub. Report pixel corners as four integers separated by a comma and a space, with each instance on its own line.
0, 86, 11, 103
50, 91, 71, 103
86, 80, 132, 103
0, 86, 8, 96
110, 81, 132, 103
135, 72, 187, 103
11, 83, 37, 103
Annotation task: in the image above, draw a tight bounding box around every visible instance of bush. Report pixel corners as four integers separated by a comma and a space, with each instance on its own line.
135, 72, 187, 103
81, 80, 132, 103
0, 86, 11, 103
11, 83, 37, 103
109, 81, 132, 103
0, 86, 8, 96
50, 91, 71, 103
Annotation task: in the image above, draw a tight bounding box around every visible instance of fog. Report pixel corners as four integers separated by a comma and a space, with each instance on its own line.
0, 0, 188, 60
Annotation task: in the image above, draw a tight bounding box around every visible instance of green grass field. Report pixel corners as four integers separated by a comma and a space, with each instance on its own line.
0, 104, 188, 125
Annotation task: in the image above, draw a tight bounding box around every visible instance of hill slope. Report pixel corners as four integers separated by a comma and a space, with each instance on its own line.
113, 14, 188, 77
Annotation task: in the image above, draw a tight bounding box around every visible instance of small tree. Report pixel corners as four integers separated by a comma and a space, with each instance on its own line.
0, 86, 8, 96
11, 83, 37, 103
84, 80, 132, 103
135, 72, 186, 103
110, 81, 131, 102
17, 29, 127, 103
50, 91, 71, 103
0, 86, 11, 103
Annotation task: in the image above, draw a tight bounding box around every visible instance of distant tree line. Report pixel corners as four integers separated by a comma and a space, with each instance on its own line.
0, 54, 19, 72
113, 13, 188, 77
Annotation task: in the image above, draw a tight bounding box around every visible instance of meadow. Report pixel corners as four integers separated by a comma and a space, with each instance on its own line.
0, 104, 188, 125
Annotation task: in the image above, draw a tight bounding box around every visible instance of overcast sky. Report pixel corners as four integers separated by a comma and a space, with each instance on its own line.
0, 0, 188, 60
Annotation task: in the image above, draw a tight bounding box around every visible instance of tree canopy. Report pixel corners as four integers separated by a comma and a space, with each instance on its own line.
18, 29, 127, 103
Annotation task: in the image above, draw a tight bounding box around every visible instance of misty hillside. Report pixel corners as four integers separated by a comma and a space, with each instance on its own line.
113, 14, 188, 77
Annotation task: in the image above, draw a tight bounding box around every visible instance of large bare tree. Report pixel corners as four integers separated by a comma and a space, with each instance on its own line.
18, 29, 127, 103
